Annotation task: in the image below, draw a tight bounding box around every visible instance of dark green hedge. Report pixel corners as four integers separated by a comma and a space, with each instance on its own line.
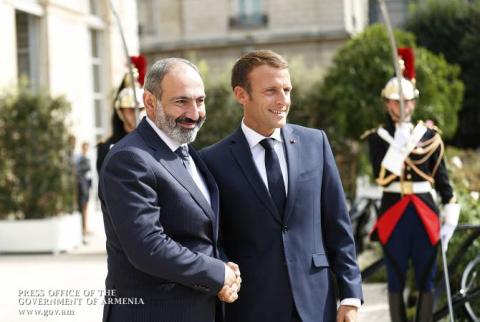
0, 88, 76, 219
406, 0, 480, 148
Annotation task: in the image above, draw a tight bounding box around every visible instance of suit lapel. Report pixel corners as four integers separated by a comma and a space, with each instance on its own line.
190, 148, 220, 245
157, 150, 216, 223
137, 119, 216, 224
282, 125, 300, 223
229, 127, 282, 224
190, 149, 219, 217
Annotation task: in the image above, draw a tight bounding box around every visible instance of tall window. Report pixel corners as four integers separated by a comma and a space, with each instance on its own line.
368, 0, 409, 27
230, 0, 267, 28
16, 10, 40, 91
239, 0, 261, 16
138, 0, 156, 36
89, 0, 100, 16
90, 29, 107, 143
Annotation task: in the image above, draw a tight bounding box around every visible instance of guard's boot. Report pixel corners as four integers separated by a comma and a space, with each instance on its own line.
414, 292, 433, 322
388, 292, 407, 322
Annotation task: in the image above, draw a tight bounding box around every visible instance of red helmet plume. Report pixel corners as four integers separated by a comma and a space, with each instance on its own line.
397, 48, 415, 81
130, 55, 147, 86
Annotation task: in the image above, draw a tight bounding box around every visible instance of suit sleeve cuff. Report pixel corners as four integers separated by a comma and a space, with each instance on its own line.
203, 255, 226, 295
340, 298, 362, 308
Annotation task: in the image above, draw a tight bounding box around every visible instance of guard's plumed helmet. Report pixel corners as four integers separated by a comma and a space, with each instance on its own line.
114, 55, 147, 112
381, 47, 419, 100
381, 77, 419, 100
115, 84, 145, 109
114, 69, 145, 124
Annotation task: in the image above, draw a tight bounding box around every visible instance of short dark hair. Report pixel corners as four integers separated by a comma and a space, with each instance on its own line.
231, 50, 288, 94
144, 58, 199, 99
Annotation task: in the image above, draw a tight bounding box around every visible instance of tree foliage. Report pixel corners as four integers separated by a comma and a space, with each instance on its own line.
406, 0, 480, 148
193, 81, 243, 149
405, 0, 472, 63
0, 88, 76, 219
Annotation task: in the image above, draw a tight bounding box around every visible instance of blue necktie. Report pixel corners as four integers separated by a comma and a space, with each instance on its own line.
260, 138, 286, 218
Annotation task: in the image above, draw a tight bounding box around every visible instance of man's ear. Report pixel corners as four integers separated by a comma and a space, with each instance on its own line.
233, 86, 249, 106
143, 90, 157, 118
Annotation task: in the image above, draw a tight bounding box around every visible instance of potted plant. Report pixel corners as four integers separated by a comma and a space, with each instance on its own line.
0, 86, 81, 253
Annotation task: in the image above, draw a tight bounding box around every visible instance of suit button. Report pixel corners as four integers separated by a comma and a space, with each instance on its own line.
282, 226, 288, 233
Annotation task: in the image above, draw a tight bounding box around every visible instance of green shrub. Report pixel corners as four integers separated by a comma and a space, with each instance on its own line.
193, 80, 243, 149
406, 0, 480, 148
0, 87, 76, 219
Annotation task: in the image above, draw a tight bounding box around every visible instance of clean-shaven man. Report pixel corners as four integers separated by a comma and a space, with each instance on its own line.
201, 50, 363, 322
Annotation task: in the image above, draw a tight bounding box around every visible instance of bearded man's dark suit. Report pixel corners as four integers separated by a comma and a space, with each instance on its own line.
201, 124, 363, 322
99, 118, 225, 322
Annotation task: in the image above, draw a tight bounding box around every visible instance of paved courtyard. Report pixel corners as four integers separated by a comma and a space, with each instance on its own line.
0, 210, 390, 322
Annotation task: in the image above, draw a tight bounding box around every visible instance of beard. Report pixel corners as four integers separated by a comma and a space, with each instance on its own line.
154, 103, 206, 144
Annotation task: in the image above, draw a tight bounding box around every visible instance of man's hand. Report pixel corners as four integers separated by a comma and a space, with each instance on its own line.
337, 305, 358, 322
226, 261, 242, 292
441, 203, 460, 251
217, 263, 241, 303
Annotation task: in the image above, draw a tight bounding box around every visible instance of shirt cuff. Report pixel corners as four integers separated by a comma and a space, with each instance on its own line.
340, 298, 362, 308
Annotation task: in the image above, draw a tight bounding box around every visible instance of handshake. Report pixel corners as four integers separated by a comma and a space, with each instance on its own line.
218, 262, 242, 303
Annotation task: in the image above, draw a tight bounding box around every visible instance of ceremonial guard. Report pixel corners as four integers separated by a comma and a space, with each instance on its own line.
96, 55, 146, 172
362, 48, 460, 322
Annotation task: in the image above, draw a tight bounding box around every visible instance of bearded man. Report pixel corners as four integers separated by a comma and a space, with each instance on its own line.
99, 58, 241, 322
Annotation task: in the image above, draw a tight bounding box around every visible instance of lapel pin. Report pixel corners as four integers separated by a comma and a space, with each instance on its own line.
290, 139, 296, 144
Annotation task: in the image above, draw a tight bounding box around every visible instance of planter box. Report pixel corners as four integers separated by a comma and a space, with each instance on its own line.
0, 213, 82, 254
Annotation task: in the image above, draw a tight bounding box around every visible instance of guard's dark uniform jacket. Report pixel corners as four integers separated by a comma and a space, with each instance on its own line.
97, 138, 116, 174
363, 118, 454, 246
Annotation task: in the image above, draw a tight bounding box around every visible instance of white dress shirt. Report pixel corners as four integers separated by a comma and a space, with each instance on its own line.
241, 121, 361, 309
241, 121, 288, 194
146, 117, 211, 206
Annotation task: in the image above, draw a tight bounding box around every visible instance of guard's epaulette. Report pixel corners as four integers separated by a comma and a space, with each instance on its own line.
419, 120, 443, 135
360, 126, 380, 140
430, 125, 442, 135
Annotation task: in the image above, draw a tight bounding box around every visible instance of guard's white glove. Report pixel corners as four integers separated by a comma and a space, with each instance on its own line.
440, 203, 461, 251
393, 122, 413, 150
379, 123, 427, 176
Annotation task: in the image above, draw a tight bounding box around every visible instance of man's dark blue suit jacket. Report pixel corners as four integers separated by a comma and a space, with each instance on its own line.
99, 118, 225, 322
201, 124, 363, 322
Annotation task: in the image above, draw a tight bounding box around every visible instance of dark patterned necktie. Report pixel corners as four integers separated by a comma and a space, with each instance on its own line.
175, 145, 191, 169
260, 138, 286, 217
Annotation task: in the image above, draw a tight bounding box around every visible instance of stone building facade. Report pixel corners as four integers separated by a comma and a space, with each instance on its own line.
138, 0, 369, 76
0, 0, 140, 145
